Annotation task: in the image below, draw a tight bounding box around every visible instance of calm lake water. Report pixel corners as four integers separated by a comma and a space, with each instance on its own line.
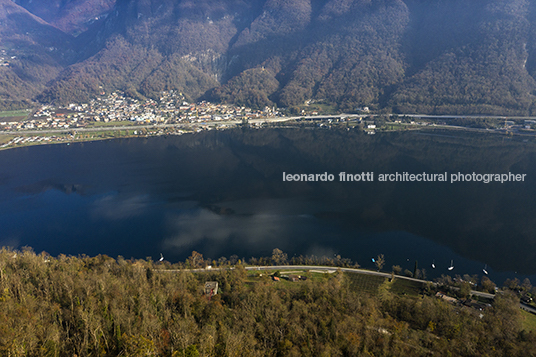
1, 128, 536, 283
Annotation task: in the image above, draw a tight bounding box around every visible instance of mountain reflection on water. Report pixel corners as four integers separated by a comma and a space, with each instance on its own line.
0, 128, 535, 282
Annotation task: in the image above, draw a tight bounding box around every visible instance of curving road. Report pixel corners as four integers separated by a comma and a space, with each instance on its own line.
160, 264, 497, 300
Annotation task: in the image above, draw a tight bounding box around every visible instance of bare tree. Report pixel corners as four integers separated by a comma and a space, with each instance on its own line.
188, 251, 204, 268
374, 254, 385, 271
271, 248, 288, 265
392, 265, 402, 275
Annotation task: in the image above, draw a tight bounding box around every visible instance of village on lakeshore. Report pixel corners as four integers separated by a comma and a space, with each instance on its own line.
0, 90, 281, 148
2, 90, 536, 149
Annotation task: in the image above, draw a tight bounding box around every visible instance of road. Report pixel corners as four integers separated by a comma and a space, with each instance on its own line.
250, 265, 497, 300
161, 264, 496, 300
3, 112, 534, 137
1, 123, 202, 135
520, 303, 536, 314
0, 115, 359, 136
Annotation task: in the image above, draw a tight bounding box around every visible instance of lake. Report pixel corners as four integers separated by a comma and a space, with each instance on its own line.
1, 128, 535, 283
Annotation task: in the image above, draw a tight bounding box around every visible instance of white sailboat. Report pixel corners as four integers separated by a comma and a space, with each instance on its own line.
448, 260, 454, 271
431, 259, 436, 269
483, 264, 488, 275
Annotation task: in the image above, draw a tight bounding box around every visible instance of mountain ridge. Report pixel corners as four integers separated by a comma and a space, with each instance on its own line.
3, 0, 536, 115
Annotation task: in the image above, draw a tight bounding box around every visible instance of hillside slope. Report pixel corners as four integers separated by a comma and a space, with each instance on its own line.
0, 248, 534, 356
13, 0, 116, 35
0, 0, 75, 109
5, 0, 536, 114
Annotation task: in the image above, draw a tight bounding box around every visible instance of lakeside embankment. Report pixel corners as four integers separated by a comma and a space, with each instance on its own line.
3, 112, 536, 151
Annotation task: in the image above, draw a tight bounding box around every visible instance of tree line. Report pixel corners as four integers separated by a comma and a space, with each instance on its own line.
0, 247, 535, 356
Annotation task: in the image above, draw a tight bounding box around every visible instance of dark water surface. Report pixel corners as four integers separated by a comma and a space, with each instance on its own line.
1, 128, 536, 283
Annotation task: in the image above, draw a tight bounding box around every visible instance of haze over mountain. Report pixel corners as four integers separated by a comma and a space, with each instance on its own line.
0, 0, 76, 109
3, 0, 536, 115
12, 0, 116, 35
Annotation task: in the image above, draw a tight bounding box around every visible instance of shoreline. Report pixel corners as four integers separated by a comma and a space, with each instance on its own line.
2, 116, 534, 151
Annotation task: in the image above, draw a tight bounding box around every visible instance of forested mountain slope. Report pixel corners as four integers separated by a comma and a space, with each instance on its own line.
0, 0, 75, 109
4, 0, 536, 115
13, 0, 116, 35
1, 248, 535, 356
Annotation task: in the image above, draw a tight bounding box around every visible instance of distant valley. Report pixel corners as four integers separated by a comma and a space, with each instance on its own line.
2, 0, 536, 115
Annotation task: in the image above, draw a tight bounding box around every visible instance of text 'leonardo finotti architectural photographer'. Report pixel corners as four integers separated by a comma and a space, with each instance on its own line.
282, 172, 527, 184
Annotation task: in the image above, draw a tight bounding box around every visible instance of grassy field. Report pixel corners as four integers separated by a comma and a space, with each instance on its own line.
385, 123, 408, 130
390, 277, 426, 296
0, 134, 15, 145
0, 109, 31, 117
244, 270, 427, 297
0, 109, 31, 122
344, 272, 387, 295
521, 310, 536, 332
243, 269, 340, 292
87, 120, 137, 128
79, 130, 123, 139
306, 103, 338, 114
